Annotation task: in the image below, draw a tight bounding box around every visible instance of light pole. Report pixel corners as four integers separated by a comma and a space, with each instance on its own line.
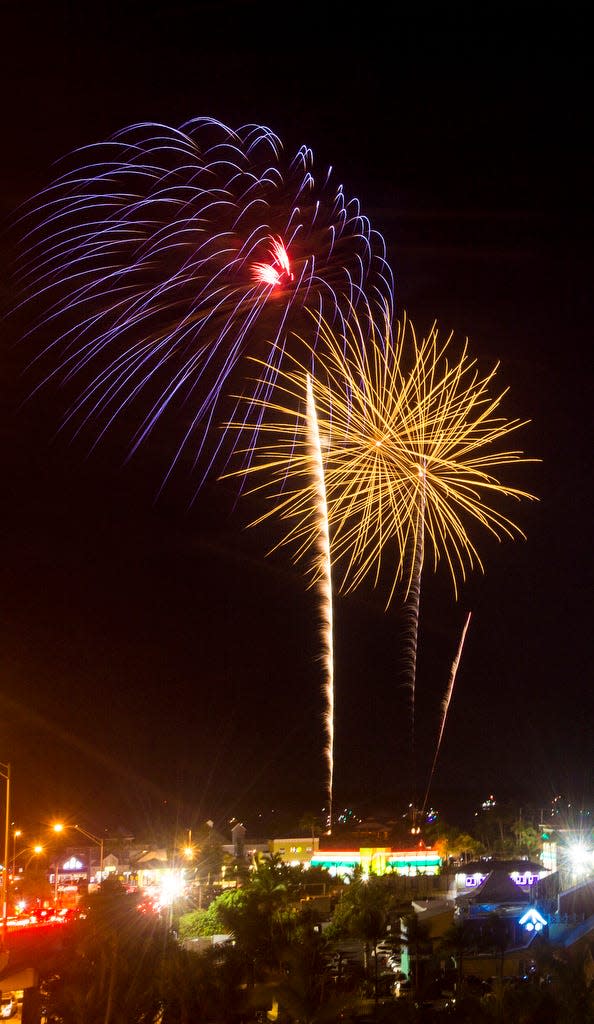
12, 829, 22, 876
53, 856, 60, 906
13, 844, 44, 871
10, 844, 44, 913
0, 763, 11, 946
53, 822, 105, 887
75, 824, 104, 886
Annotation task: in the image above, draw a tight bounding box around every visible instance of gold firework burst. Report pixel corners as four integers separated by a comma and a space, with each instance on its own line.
223, 302, 538, 606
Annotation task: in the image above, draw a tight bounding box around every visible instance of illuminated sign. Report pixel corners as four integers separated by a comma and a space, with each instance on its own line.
310, 849, 441, 878
519, 908, 547, 932
62, 857, 84, 871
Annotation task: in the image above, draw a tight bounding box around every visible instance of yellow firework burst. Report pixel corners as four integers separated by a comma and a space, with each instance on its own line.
223, 302, 538, 605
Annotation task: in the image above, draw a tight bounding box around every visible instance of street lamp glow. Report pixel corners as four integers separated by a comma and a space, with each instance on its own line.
159, 869, 185, 906
13, 845, 44, 872
567, 842, 593, 876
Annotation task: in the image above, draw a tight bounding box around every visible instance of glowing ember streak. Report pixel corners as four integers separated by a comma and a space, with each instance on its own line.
421, 611, 472, 816
251, 262, 284, 287
306, 372, 334, 832
271, 237, 293, 280
250, 235, 293, 287
13, 118, 393, 492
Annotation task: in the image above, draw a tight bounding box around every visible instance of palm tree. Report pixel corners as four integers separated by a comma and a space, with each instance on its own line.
546, 947, 594, 1024
159, 942, 248, 1024
299, 812, 323, 841
213, 853, 294, 986
400, 911, 431, 1002
332, 873, 389, 1007
270, 922, 355, 1024
438, 918, 477, 995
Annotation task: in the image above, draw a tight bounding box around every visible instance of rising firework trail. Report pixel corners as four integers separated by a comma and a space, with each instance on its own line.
421, 610, 472, 816
12, 117, 394, 494
401, 460, 426, 804
305, 373, 335, 830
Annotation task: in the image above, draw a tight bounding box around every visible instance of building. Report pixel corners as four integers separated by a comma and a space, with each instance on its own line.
268, 836, 320, 866
452, 858, 549, 897
310, 844, 441, 879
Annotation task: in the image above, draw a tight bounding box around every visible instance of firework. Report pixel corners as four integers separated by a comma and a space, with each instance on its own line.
223, 302, 537, 605
223, 304, 536, 795
224, 303, 536, 806
305, 374, 335, 830
400, 468, 426, 793
14, 117, 394, 490
421, 610, 472, 816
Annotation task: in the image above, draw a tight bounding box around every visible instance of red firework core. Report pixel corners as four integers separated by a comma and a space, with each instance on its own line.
251, 236, 293, 288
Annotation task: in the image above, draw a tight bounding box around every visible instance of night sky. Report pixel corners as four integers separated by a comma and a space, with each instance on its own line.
2, 4, 592, 840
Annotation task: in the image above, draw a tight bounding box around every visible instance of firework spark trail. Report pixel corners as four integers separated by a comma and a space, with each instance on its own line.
421, 610, 472, 816
222, 302, 538, 605
222, 305, 536, 803
13, 117, 394, 493
401, 464, 426, 799
305, 373, 335, 831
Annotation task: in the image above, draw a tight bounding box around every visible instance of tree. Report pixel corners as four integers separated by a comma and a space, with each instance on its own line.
438, 918, 477, 994
158, 942, 248, 1024
299, 812, 324, 841
400, 911, 431, 1002
12, 861, 52, 910
271, 923, 356, 1024
38, 877, 168, 1024
511, 817, 541, 858
178, 890, 235, 940
193, 823, 224, 882
329, 871, 390, 1006
212, 854, 296, 983
545, 947, 594, 1024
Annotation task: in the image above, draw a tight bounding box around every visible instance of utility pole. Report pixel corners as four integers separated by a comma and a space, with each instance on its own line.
0, 763, 11, 947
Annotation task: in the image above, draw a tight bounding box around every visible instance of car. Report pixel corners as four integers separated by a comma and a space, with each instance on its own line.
417, 997, 454, 1013
22, 904, 56, 925
0, 993, 17, 1018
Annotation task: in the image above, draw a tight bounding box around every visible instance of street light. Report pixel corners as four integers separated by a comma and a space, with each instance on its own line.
12, 844, 44, 876
19, 844, 44, 870
0, 763, 11, 946
74, 825, 105, 886
183, 828, 194, 861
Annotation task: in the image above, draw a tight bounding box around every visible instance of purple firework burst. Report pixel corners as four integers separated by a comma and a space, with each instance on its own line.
14, 116, 394, 493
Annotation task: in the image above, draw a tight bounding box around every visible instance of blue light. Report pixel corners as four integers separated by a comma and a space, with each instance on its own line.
519, 908, 546, 931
